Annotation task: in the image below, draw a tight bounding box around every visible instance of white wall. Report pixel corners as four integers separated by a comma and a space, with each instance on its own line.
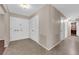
76, 22, 79, 36
60, 17, 65, 40
63, 18, 71, 38
10, 16, 30, 41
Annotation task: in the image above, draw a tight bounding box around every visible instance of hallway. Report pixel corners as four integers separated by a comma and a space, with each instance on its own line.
3, 36, 79, 55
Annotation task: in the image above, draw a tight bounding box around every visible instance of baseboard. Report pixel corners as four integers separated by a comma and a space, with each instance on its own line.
10, 38, 30, 42
4, 43, 9, 48
47, 40, 64, 51
37, 42, 49, 50
29, 38, 48, 50
36, 40, 63, 51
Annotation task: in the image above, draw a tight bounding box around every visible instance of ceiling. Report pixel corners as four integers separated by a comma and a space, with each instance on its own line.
54, 4, 79, 18
7, 4, 45, 17
7, 4, 79, 18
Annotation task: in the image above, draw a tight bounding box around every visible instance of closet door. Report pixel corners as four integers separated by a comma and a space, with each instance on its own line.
30, 15, 39, 43
10, 16, 29, 41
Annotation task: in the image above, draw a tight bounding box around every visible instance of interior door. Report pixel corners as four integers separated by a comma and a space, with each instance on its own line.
30, 15, 39, 43
10, 16, 29, 41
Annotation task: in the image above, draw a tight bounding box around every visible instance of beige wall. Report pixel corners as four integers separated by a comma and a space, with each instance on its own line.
47, 5, 65, 49
0, 5, 10, 47
38, 5, 50, 49
4, 13, 10, 47
0, 5, 5, 14
0, 15, 5, 40
0, 14, 10, 47
35, 5, 65, 50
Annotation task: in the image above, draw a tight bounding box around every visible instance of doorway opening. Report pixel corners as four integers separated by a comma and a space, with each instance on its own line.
71, 22, 76, 36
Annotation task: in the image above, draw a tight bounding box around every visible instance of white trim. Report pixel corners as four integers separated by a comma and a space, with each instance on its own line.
10, 37, 29, 42
4, 43, 9, 47
47, 40, 64, 51
3, 46, 8, 55
37, 42, 48, 50
31, 39, 48, 50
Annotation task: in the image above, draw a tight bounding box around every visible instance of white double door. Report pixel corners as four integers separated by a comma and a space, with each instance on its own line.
30, 15, 39, 43
10, 16, 29, 41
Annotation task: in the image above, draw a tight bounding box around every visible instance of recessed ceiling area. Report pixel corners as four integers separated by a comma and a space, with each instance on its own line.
7, 4, 45, 17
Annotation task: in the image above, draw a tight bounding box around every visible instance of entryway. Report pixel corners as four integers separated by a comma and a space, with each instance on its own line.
71, 22, 77, 36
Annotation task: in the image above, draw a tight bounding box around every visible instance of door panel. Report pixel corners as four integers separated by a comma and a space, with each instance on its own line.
30, 15, 39, 43
10, 16, 29, 41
